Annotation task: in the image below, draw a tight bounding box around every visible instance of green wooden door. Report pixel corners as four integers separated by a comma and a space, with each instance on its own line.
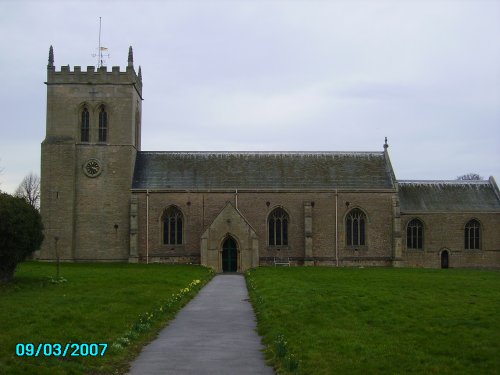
222, 237, 237, 272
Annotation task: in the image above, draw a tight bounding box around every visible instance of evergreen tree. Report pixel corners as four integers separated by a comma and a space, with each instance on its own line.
0, 192, 44, 283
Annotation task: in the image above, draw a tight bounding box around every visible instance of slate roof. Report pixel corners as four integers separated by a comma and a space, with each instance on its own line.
132, 151, 395, 190
398, 179, 500, 212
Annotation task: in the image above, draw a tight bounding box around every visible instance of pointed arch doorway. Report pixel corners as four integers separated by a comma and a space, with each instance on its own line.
222, 236, 238, 272
200, 202, 259, 272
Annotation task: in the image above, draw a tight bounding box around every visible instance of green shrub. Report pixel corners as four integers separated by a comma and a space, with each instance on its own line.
0, 192, 43, 283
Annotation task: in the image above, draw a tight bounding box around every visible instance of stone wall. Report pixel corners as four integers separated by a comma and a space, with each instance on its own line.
401, 213, 500, 268
131, 190, 397, 266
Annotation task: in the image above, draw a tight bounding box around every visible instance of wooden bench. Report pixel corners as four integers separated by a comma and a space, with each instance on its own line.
273, 256, 290, 267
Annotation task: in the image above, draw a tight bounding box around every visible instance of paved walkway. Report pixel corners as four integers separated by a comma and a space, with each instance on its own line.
127, 274, 274, 375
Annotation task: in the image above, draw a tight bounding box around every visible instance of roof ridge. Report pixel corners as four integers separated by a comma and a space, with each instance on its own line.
398, 180, 489, 185
138, 151, 383, 155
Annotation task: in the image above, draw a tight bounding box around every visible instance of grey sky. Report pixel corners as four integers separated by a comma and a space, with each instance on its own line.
1, 0, 499, 193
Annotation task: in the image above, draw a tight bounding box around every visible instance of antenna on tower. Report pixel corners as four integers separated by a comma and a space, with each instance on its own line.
91, 17, 110, 68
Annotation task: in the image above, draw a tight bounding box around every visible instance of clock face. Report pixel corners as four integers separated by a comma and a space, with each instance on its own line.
83, 159, 102, 177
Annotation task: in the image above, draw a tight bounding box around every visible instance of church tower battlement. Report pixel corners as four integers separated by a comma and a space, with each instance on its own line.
44, 46, 142, 147
40, 46, 143, 261
46, 46, 143, 93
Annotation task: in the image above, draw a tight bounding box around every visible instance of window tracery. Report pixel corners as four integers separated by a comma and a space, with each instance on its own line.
346, 208, 366, 246
465, 219, 480, 250
163, 206, 183, 245
268, 207, 289, 246
407, 219, 423, 249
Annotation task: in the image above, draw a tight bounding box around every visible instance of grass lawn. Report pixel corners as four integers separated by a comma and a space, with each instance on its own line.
0, 262, 213, 375
246, 267, 500, 375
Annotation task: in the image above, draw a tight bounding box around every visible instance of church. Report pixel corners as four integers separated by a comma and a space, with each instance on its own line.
39, 47, 500, 271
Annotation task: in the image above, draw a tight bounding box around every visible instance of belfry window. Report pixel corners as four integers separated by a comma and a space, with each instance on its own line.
81, 106, 89, 142
407, 219, 423, 249
346, 208, 366, 246
163, 206, 183, 245
268, 207, 289, 246
98, 105, 108, 142
465, 219, 480, 250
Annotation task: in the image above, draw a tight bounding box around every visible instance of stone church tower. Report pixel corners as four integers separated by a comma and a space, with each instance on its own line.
40, 46, 142, 261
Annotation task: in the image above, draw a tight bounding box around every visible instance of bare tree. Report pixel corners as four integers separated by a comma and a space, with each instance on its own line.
15, 172, 40, 210
456, 173, 484, 181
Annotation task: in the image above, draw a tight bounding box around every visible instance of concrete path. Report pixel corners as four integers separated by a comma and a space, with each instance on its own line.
127, 274, 274, 375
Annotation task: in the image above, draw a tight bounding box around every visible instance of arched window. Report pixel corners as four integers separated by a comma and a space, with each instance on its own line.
346, 208, 366, 246
81, 106, 89, 142
465, 219, 480, 250
162, 206, 183, 245
407, 219, 423, 249
268, 207, 289, 246
98, 105, 108, 142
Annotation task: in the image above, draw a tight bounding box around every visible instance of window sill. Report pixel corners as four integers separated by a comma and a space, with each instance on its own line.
267, 246, 290, 251
162, 244, 185, 250
346, 246, 368, 251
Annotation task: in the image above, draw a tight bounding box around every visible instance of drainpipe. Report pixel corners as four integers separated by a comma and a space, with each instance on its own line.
335, 189, 339, 267
146, 189, 149, 264
235, 189, 238, 209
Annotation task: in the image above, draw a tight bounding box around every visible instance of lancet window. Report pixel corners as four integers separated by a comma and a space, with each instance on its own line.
81, 106, 90, 142
98, 105, 108, 142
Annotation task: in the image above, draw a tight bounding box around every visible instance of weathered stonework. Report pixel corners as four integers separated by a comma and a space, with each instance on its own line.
39, 47, 500, 270
40, 46, 142, 261
400, 212, 500, 268
200, 202, 259, 272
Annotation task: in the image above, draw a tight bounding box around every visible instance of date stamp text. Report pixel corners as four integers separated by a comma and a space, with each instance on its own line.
15, 343, 108, 357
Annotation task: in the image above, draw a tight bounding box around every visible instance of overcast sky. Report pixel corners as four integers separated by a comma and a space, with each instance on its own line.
0, 0, 499, 194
